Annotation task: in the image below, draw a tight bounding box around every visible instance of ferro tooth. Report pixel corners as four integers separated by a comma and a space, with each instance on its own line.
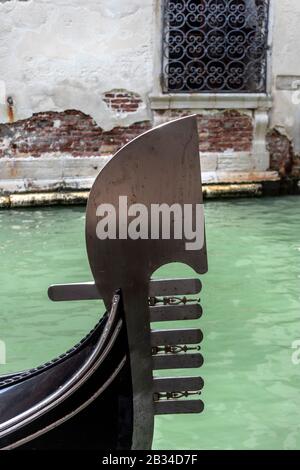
154, 399, 204, 415
149, 278, 202, 297
153, 353, 203, 370
150, 303, 202, 322
153, 376, 204, 393
151, 328, 202, 346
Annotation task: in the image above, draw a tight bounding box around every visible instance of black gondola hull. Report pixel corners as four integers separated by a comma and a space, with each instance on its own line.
0, 294, 133, 450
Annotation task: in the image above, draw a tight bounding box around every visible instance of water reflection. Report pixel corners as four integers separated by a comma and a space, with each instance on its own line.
0, 197, 300, 449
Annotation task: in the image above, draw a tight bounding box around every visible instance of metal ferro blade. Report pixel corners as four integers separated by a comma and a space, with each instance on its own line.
85, 116, 208, 450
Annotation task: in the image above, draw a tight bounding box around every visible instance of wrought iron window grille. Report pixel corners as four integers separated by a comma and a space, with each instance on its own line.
162, 0, 270, 93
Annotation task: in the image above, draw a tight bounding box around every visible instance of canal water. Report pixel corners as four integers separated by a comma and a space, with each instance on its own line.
0, 196, 300, 449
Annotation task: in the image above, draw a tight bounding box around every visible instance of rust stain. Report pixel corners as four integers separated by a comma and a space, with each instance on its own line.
9, 165, 18, 179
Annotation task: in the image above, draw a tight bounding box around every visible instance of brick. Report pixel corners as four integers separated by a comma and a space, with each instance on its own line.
0, 110, 152, 159
156, 109, 253, 153
103, 89, 142, 114
0, 108, 254, 161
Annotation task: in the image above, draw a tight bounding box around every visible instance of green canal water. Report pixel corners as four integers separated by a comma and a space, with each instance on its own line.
0, 196, 300, 449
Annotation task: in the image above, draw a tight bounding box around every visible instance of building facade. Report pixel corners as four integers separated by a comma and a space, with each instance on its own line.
0, 0, 299, 201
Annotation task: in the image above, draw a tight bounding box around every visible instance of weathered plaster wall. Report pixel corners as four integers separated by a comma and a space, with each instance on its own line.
0, 0, 299, 197
271, 0, 300, 156
0, 0, 153, 130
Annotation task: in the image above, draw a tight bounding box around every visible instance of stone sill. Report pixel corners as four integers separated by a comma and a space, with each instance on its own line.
149, 93, 273, 110
204, 183, 263, 199
0, 184, 271, 208
0, 192, 90, 208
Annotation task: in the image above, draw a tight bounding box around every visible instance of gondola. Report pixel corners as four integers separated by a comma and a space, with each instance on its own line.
0, 116, 208, 450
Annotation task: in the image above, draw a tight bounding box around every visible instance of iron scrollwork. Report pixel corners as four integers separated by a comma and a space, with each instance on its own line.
152, 344, 201, 355
162, 0, 270, 93
153, 390, 201, 401
148, 295, 200, 306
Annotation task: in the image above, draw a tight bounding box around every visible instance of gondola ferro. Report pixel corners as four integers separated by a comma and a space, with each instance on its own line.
0, 115, 208, 450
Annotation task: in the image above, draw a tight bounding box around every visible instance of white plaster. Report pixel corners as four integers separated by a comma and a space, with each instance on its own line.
53, 119, 61, 128
0, 0, 154, 130
270, 0, 300, 153
0, 80, 6, 105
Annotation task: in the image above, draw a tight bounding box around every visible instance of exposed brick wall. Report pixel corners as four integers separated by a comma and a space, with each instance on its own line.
0, 107, 254, 160
154, 109, 253, 152
103, 89, 142, 113
198, 110, 253, 152
0, 110, 151, 158
266, 128, 299, 177
100, 121, 151, 155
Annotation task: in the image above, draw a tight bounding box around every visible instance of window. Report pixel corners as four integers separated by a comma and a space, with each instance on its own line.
162, 0, 270, 93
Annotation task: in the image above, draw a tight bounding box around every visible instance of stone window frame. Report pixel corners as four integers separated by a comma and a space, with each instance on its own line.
150, 0, 275, 172
160, 0, 271, 95
150, 0, 275, 103
151, 0, 274, 105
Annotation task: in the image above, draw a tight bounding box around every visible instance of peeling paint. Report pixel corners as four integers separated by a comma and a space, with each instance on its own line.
0, 0, 153, 130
